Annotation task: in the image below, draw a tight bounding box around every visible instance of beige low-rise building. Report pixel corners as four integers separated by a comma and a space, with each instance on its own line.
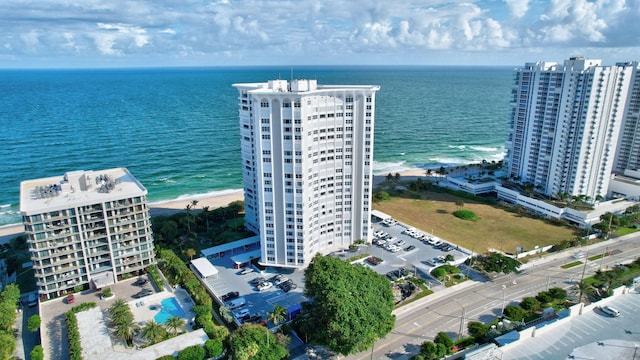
20, 168, 155, 300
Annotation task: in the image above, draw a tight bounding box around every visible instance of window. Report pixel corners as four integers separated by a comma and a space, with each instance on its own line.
261, 101, 269, 107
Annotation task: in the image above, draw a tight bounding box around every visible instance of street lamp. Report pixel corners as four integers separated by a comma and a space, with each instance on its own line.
500, 285, 507, 317
452, 298, 466, 340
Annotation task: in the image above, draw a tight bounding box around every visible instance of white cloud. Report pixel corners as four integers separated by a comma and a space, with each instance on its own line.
0, 0, 637, 67
506, 0, 530, 18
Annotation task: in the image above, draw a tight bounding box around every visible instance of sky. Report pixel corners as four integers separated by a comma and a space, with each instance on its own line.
1, 0, 639, 68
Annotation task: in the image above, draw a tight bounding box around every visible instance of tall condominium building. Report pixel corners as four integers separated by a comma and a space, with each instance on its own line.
504, 57, 637, 200
233, 79, 380, 268
20, 168, 155, 300
614, 63, 640, 173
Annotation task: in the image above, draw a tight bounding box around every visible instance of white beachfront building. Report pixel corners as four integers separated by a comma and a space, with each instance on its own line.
233, 79, 380, 268
20, 168, 155, 300
504, 57, 638, 201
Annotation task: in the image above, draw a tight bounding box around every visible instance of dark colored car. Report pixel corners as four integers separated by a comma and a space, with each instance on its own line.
133, 289, 153, 298
404, 245, 416, 251
221, 291, 240, 302
133, 278, 148, 286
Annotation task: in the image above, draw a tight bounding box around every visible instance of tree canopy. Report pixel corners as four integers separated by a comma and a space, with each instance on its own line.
297, 254, 396, 355
229, 323, 288, 360
474, 252, 521, 274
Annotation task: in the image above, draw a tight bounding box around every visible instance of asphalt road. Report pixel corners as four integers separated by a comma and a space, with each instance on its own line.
345, 233, 640, 360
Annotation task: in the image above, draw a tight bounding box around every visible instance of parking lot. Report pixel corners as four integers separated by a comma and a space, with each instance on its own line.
361, 216, 471, 282
502, 291, 640, 359
203, 254, 307, 327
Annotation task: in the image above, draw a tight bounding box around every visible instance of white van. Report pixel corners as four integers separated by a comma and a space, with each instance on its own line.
227, 297, 246, 310
600, 305, 620, 317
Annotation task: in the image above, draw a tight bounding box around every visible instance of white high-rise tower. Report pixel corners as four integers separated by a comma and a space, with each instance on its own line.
504, 57, 637, 200
233, 79, 380, 268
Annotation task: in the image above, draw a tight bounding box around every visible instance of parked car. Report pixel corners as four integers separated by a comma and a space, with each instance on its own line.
27, 293, 38, 307
404, 245, 416, 251
221, 291, 240, 302
66, 294, 75, 304
367, 256, 380, 265
600, 305, 620, 317
133, 289, 153, 298
250, 277, 265, 285
257, 282, 273, 291
396, 239, 406, 246
234, 308, 251, 319
238, 267, 254, 275
133, 278, 148, 286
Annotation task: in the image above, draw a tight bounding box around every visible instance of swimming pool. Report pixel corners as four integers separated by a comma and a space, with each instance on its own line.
153, 297, 187, 324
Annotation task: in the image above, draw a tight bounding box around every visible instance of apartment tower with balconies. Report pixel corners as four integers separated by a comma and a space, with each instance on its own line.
20, 168, 155, 300
504, 57, 637, 200
233, 79, 380, 268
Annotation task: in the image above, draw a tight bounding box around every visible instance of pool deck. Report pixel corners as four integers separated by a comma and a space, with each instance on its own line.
76, 287, 203, 359
130, 288, 195, 328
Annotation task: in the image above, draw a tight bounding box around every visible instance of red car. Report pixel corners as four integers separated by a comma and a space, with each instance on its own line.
66, 294, 75, 304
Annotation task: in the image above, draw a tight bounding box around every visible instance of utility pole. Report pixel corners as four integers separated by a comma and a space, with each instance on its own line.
599, 246, 608, 271
578, 251, 589, 303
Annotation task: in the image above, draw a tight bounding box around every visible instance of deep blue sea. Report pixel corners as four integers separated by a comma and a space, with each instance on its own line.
0, 66, 513, 226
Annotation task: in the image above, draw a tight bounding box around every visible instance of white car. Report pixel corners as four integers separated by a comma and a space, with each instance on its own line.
600, 305, 620, 317
396, 239, 406, 246
257, 282, 273, 291
234, 308, 250, 319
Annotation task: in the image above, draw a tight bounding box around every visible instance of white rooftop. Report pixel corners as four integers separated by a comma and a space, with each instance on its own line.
20, 167, 147, 215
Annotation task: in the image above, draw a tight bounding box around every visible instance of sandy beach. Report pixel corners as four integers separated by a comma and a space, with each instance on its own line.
0, 168, 434, 242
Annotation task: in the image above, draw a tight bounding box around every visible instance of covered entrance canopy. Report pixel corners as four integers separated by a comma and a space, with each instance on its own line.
230, 249, 262, 268
191, 257, 219, 279
371, 209, 391, 222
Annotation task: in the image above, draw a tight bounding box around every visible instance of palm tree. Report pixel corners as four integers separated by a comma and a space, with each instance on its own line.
426, 169, 433, 176
165, 316, 186, 335
386, 173, 394, 184
201, 206, 211, 233
114, 319, 139, 343
185, 248, 196, 261
267, 303, 288, 328
109, 299, 133, 326
141, 320, 166, 344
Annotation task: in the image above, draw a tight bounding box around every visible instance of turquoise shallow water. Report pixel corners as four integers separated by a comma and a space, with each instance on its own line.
0, 66, 512, 225
154, 297, 187, 324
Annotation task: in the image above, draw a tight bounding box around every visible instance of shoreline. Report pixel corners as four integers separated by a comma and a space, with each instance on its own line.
0, 167, 436, 242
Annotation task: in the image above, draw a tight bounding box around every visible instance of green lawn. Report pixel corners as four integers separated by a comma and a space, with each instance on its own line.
561, 261, 583, 269
373, 190, 580, 254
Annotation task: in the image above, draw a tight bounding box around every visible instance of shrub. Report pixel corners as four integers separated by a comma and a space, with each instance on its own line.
536, 291, 553, 304
156, 356, 175, 360
519, 297, 540, 311
453, 210, 478, 221
102, 287, 113, 298
66, 302, 97, 360
30, 345, 44, 360
503, 305, 526, 321
177, 345, 205, 360
433, 332, 454, 355
205, 339, 224, 358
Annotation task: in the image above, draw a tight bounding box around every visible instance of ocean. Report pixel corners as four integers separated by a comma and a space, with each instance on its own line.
0, 66, 513, 226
